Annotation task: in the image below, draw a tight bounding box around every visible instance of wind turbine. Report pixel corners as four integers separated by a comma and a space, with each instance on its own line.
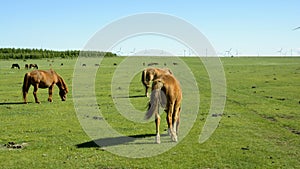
277, 48, 283, 56
129, 48, 136, 55
282, 50, 288, 56
224, 48, 232, 57
116, 47, 122, 55
235, 49, 239, 57
188, 49, 192, 56
160, 50, 164, 55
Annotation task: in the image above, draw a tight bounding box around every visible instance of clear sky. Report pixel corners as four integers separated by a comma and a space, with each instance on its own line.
1, 0, 299, 56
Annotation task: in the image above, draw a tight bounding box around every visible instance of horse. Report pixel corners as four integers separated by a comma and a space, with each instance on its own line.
147, 62, 159, 66
22, 69, 68, 104
141, 67, 172, 97
29, 64, 38, 69
11, 64, 20, 69
145, 73, 182, 144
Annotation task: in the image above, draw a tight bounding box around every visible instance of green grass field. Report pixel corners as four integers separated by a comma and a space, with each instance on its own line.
0, 57, 299, 168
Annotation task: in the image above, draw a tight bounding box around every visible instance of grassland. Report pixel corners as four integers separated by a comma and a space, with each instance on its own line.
0, 57, 299, 168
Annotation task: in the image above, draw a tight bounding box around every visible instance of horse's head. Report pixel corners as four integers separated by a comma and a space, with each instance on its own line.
59, 88, 68, 101
56, 74, 68, 101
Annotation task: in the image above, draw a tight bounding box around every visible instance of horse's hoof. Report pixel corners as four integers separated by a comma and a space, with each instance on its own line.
156, 135, 161, 144
171, 134, 178, 142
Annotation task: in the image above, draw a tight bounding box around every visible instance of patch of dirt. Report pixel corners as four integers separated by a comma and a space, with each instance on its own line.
92, 116, 103, 120
264, 96, 273, 99
4, 142, 28, 149
276, 98, 286, 101
84, 115, 103, 120
241, 146, 250, 151
277, 114, 294, 119
262, 115, 277, 122
251, 85, 257, 88
211, 113, 223, 117
285, 127, 300, 135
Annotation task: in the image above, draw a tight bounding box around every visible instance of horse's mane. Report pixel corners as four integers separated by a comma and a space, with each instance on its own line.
59, 76, 67, 88
53, 71, 68, 92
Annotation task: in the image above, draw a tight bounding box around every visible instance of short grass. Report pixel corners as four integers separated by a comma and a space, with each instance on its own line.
0, 57, 299, 168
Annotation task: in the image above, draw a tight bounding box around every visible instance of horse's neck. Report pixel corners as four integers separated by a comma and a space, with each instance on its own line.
56, 76, 66, 89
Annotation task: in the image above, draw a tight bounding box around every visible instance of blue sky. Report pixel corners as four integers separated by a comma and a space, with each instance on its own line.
1, 0, 299, 56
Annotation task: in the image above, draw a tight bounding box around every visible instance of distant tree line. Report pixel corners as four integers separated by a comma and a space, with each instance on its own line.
0, 48, 117, 59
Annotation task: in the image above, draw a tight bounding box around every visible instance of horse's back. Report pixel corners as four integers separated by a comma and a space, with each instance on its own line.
155, 74, 182, 100
143, 67, 172, 82
156, 68, 172, 75
25, 69, 59, 87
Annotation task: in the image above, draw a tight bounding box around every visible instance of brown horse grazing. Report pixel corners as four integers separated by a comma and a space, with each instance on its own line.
22, 69, 68, 104
145, 73, 182, 144
141, 67, 172, 97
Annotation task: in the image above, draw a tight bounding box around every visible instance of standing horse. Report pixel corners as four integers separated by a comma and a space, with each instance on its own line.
141, 67, 172, 97
145, 73, 182, 144
22, 69, 68, 104
29, 64, 38, 69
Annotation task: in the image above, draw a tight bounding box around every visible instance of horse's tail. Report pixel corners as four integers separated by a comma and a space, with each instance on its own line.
145, 80, 166, 120
22, 73, 30, 101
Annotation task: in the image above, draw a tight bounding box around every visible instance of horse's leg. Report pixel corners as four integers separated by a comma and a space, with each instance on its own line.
23, 92, 27, 104
175, 107, 181, 136
33, 84, 40, 103
48, 85, 54, 102
23, 85, 30, 104
172, 105, 181, 142
146, 85, 151, 97
155, 112, 161, 144
165, 107, 171, 136
167, 102, 177, 142
23, 92, 28, 104
145, 86, 148, 97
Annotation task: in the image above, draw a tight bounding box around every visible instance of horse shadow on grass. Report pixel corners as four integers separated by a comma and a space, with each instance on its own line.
76, 133, 157, 148
0, 101, 29, 105
129, 95, 145, 98
113, 94, 145, 99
